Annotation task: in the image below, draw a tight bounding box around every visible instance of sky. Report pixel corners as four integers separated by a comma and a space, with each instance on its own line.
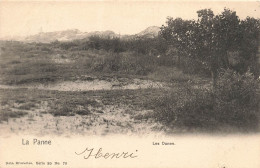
0, 1, 259, 38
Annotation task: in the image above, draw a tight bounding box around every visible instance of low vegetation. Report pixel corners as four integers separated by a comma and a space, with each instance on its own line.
151, 70, 259, 131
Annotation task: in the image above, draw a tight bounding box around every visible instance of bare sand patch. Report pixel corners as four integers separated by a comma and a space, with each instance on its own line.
0, 78, 166, 91
0, 101, 164, 136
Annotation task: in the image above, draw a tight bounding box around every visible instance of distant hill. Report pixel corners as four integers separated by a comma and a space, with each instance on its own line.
121, 26, 161, 40
24, 29, 87, 43
0, 26, 161, 43
24, 29, 120, 43
136, 26, 161, 38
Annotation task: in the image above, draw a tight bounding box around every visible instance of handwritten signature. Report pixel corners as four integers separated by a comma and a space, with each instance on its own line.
75, 147, 138, 159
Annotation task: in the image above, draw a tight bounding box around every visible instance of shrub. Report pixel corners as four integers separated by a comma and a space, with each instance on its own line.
152, 85, 215, 129
151, 69, 259, 131
214, 69, 259, 128
88, 52, 157, 75
0, 110, 28, 122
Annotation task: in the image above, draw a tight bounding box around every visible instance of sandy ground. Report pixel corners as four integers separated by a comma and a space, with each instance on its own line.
0, 78, 167, 137
0, 78, 166, 91
37, 78, 166, 91
0, 100, 165, 137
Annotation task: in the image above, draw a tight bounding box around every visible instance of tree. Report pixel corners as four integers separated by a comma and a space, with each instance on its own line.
160, 17, 193, 67
239, 17, 260, 76
195, 9, 217, 88
214, 8, 241, 69
160, 8, 259, 89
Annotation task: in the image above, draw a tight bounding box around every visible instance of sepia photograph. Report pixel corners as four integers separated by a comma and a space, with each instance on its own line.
0, 0, 259, 168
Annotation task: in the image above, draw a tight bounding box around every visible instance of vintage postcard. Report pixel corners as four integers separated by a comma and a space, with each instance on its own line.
0, 0, 259, 168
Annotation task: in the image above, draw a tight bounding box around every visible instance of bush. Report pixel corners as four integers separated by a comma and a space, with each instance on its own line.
214, 69, 259, 128
88, 52, 157, 75
151, 69, 259, 131
152, 85, 215, 129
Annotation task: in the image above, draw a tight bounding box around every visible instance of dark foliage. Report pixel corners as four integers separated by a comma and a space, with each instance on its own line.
151, 69, 259, 131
